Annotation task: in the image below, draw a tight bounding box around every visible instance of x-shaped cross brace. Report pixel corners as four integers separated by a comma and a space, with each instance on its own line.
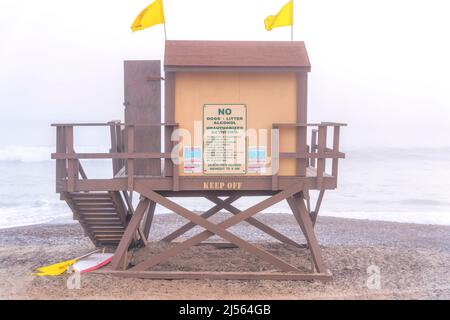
110, 180, 327, 275
162, 195, 301, 248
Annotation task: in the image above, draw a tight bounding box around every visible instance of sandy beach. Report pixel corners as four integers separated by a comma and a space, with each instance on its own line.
0, 213, 449, 300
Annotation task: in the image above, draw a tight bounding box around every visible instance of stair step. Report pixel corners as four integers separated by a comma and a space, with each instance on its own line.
62, 191, 129, 248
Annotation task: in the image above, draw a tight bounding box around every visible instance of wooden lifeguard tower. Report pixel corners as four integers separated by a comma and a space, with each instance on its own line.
52, 40, 346, 280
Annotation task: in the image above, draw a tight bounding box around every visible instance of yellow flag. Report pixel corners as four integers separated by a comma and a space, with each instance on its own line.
131, 0, 165, 32
265, 0, 293, 31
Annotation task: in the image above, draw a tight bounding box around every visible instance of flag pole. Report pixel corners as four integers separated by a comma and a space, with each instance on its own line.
161, 0, 167, 40
163, 22, 168, 41
291, 0, 294, 41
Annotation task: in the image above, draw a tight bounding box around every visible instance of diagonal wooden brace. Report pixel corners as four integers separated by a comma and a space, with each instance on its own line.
288, 193, 327, 273
311, 190, 325, 226
131, 181, 304, 272
110, 197, 150, 270
142, 200, 156, 241
162, 195, 240, 243
206, 196, 302, 247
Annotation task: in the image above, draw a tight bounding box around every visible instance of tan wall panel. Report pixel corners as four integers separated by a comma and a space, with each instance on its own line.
175, 72, 297, 176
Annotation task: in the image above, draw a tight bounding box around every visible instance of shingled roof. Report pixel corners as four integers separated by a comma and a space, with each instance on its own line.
164, 40, 311, 71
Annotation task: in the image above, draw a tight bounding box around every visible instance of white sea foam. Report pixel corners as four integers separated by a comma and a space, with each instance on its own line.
0, 203, 74, 229
320, 210, 450, 226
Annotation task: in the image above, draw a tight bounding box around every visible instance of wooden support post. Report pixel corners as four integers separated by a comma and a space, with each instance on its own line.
65, 126, 77, 192
172, 125, 179, 191
116, 125, 124, 170
290, 193, 327, 274
55, 126, 66, 192
127, 125, 135, 191
109, 121, 119, 175
142, 200, 156, 240
316, 125, 327, 189
332, 125, 340, 179
271, 126, 279, 191
310, 129, 317, 167
111, 197, 149, 270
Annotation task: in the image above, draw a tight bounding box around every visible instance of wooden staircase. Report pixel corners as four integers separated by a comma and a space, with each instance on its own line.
61, 191, 130, 247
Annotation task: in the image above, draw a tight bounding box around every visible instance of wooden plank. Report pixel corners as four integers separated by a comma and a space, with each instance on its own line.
77, 214, 120, 219
109, 121, 119, 175
63, 176, 337, 193
332, 126, 340, 178
76, 204, 116, 209
310, 129, 317, 167
50, 122, 197, 127
52, 152, 171, 160
195, 242, 238, 249
72, 201, 115, 205
279, 151, 345, 159
55, 126, 66, 192
87, 225, 125, 228
273, 122, 347, 128
316, 126, 327, 189
98, 270, 332, 281
77, 205, 116, 210
271, 126, 279, 190
65, 126, 76, 192
127, 125, 134, 191
70, 192, 112, 198
172, 125, 179, 191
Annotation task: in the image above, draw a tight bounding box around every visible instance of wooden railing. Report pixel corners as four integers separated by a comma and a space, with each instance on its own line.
52, 121, 345, 193
52, 122, 179, 192
271, 122, 346, 190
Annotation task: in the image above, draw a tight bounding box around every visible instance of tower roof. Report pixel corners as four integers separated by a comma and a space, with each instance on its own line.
164, 40, 311, 72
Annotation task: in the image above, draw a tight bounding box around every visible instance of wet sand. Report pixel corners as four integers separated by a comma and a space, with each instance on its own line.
0, 213, 449, 299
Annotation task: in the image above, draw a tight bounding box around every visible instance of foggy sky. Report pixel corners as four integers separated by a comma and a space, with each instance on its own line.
0, 0, 449, 149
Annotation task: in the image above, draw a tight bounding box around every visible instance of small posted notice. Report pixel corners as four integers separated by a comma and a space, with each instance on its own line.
183, 146, 202, 174
203, 104, 247, 175
247, 146, 266, 174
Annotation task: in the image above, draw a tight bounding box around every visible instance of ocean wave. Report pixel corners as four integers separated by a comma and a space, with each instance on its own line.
320, 210, 450, 226
0, 203, 73, 229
